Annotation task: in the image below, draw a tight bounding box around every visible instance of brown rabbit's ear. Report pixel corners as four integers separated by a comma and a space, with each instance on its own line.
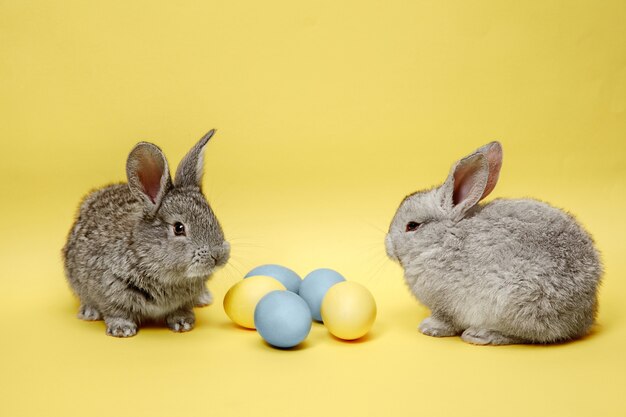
175, 129, 216, 188
126, 142, 172, 210
440, 141, 503, 217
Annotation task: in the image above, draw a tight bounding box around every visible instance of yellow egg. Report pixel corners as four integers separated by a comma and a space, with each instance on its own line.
321, 281, 377, 340
223, 276, 286, 329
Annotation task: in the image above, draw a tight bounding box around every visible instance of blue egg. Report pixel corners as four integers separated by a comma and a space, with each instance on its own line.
299, 268, 346, 322
245, 264, 302, 293
254, 291, 312, 348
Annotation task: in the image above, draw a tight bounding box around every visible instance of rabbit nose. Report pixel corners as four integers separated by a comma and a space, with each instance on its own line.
385, 235, 397, 261
212, 241, 230, 267
222, 241, 231, 258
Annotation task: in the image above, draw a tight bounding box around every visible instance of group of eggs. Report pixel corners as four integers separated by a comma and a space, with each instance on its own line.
223, 264, 377, 348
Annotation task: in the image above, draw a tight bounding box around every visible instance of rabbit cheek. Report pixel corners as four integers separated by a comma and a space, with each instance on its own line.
185, 246, 216, 278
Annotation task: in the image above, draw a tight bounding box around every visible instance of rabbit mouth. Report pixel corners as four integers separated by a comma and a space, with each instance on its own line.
185, 263, 216, 279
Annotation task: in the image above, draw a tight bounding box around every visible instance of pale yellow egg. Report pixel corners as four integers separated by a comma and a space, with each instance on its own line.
321, 281, 377, 340
223, 276, 286, 329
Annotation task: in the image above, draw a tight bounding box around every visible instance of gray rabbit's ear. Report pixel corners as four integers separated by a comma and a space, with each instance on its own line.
440, 153, 489, 217
126, 142, 172, 210
475, 141, 503, 200
175, 129, 216, 188
439, 141, 503, 217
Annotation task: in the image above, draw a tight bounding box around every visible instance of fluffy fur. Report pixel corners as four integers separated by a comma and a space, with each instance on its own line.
63, 130, 230, 337
385, 142, 602, 345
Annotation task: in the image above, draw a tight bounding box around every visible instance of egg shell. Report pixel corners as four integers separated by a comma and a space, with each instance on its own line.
223, 276, 286, 329
254, 291, 312, 348
299, 268, 346, 322
245, 264, 302, 293
321, 281, 377, 340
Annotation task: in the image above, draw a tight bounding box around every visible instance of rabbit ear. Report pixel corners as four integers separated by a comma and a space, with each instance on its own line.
452, 153, 489, 211
175, 129, 216, 188
126, 142, 172, 209
440, 153, 489, 217
440, 141, 503, 217
475, 141, 503, 200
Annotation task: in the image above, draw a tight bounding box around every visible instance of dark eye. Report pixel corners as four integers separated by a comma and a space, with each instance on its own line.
173, 222, 186, 236
406, 221, 421, 232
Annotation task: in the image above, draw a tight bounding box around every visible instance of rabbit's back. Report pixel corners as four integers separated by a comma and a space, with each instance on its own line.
474, 199, 600, 284
477, 199, 601, 340
63, 184, 140, 298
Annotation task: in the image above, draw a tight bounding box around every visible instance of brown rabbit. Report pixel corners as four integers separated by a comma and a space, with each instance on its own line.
63, 130, 230, 337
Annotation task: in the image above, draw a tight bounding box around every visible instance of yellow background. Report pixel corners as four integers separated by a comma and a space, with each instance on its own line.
1, 1, 625, 416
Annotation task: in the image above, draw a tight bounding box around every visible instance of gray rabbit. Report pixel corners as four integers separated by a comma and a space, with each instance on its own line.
385, 141, 602, 345
63, 130, 230, 337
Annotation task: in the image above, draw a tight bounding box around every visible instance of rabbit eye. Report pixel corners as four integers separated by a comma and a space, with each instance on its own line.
173, 222, 186, 236
405, 221, 421, 232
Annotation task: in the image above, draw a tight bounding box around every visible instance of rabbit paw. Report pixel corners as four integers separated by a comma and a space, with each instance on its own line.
419, 316, 459, 337
195, 289, 213, 307
166, 311, 195, 332
105, 317, 138, 338
461, 328, 522, 345
78, 304, 102, 321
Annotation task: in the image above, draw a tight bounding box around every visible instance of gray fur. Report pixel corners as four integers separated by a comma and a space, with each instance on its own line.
386, 141, 602, 345
63, 130, 230, 337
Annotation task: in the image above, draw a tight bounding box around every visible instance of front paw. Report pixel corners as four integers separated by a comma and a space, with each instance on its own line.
195, 289, 213, 307
105, 317, 138, 338
418, 317, 458, 337
78, 304, 102, 321
167, 311, 195, 332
